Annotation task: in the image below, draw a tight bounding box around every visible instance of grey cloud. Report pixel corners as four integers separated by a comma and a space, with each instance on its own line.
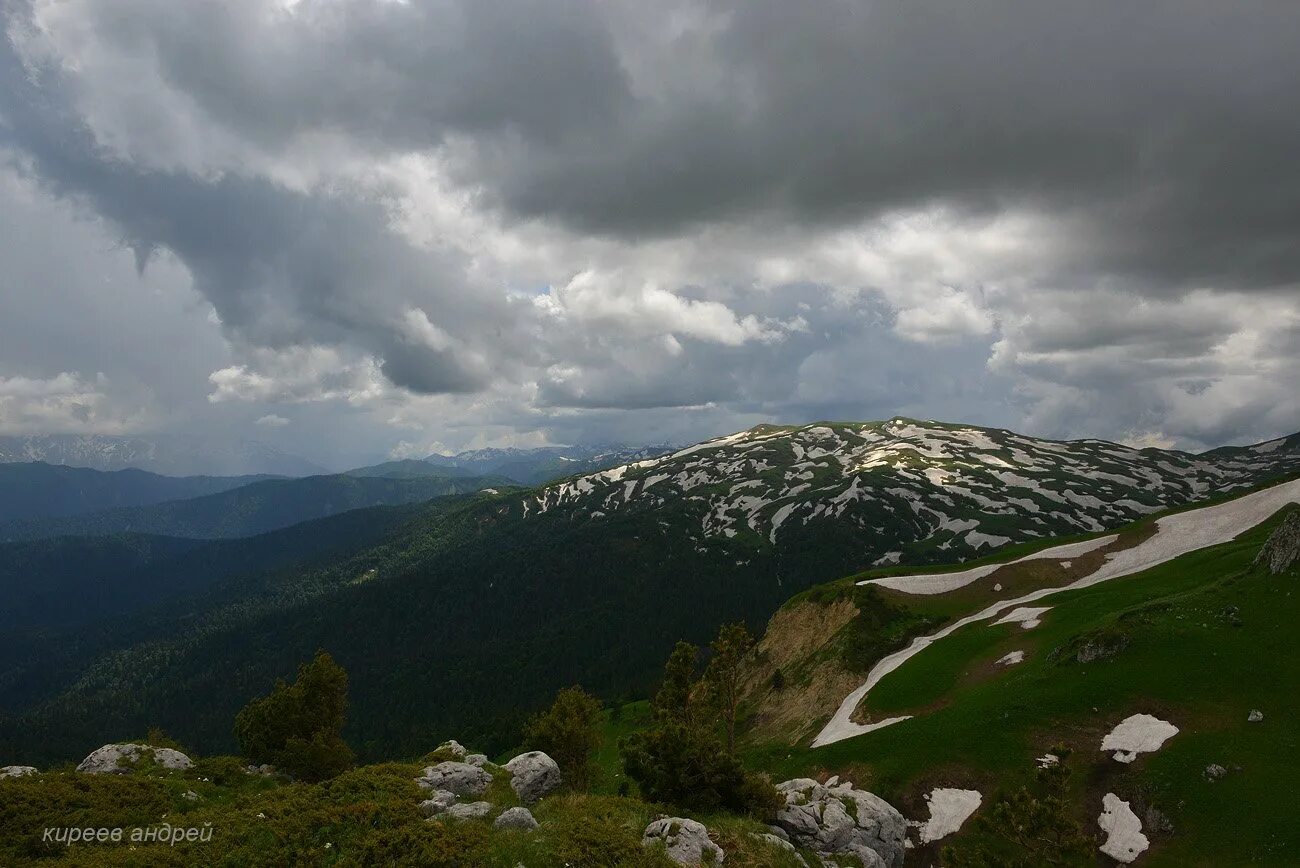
2, 0, 1298, 461
21, 0, 1300, 294
0, 33, 522, 397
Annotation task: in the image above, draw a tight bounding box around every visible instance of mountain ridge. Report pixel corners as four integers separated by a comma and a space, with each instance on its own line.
0, 471, 510, 542
0, 434, 326, 477
2, 419, 1297, 767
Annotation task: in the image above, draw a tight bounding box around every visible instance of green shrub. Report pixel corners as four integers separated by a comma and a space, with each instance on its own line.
524, 685, 604, 791
234, 650, 355, 782
144, 727, 187, 752
942, 746, 1094, 867
622, 722, 778, 818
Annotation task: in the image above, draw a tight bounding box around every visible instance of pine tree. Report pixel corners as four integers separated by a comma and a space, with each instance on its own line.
234, 650, 355, 782
523, 686, 603, 791
705, 622, 754, 752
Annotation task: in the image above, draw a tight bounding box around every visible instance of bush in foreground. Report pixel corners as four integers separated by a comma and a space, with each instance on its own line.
234, 650, 355, 782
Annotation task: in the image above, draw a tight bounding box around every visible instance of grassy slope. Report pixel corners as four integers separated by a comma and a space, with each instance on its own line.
748, 504, 1299, 866
0, 753, 806, 867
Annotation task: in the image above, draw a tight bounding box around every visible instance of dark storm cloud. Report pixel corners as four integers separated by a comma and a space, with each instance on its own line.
19, 0, 1300, 294
2, 0, 1298, 457
487, 1, 1300, 292
0, 32, 522, 396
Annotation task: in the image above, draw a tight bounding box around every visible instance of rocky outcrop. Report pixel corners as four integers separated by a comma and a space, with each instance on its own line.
493, 806, 539, 830
76, 744, 193, 775
1, 765, 38, 779
1255, 512, 1300, 574
446, 801, 492, 820
435, 739, 469, 759
465, 753, 489, 767
418, 790, 458, 817
752, 832, 807, 865
416, 761, 492, 797
643, 817, 725, 865
503, 751, 562, 804
773, 778, 906, 868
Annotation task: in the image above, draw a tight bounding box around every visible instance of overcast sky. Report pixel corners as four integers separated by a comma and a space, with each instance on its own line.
2, 0, 1298, 468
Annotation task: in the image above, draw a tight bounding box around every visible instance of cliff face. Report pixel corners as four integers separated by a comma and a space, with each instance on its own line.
1255, 510, 1300, 575
738, 594, 863, 745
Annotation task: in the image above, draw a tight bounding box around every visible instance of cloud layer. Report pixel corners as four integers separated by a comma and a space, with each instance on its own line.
2, 0, 1298, 466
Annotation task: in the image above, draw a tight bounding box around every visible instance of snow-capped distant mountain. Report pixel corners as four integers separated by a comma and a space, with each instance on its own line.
423, 444, 674, 485
524, 419, 1300, 566
0, 435, 326, 477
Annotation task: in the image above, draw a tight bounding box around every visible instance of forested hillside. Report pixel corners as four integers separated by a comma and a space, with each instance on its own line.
2, 420, 1297, 769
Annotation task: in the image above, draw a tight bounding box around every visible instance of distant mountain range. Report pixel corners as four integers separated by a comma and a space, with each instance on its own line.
0, 468, 511, 542
0, 435, 670, 485
2, 418, 1296, 766
0, 462, 273, 524
423, 444, 674, 485
0, 434, 326, 477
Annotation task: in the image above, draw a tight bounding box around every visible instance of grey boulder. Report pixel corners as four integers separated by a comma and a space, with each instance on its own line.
77, 744, 193, 775
643, 817, 725, 865
493, 806, 539, 830
417, 761, 492, 797
774, 778, 906, 867
445, 801, 492, 820
503, 751, 562, 804
435, 739, 469, 759
1, 765, 38, 779
418, 789, 458, 817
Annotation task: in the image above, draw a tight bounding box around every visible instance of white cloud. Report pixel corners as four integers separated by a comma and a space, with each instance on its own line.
254, 413, 290, 428
208, 347, 386, 405
0, 371, 147, 434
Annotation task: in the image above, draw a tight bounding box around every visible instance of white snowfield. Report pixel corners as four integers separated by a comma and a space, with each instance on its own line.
1102, 714, 1179, 763
992, 606, 1053, 629
863, 534, 1118, 595
812, 477, 1300, 748
996, 650, 1025, 666
917, 788, 983, 843
1098, 793, 1149, 863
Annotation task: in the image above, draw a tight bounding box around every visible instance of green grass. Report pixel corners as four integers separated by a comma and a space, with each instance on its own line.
747, 505, 1300, 865
0, 757, 810, 867
591, 700, 652, 796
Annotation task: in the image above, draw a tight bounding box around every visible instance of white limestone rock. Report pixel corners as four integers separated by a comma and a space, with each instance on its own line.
773, 778, 906, 867
503, 751, 562, 804
493, 806, 539, 830
1, 765, 38, 779
445, 801, 492, 820
76, 744, 193, 775
643, 817, 725, 865
416, 761, 492, 796
418, 789, 458, 817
